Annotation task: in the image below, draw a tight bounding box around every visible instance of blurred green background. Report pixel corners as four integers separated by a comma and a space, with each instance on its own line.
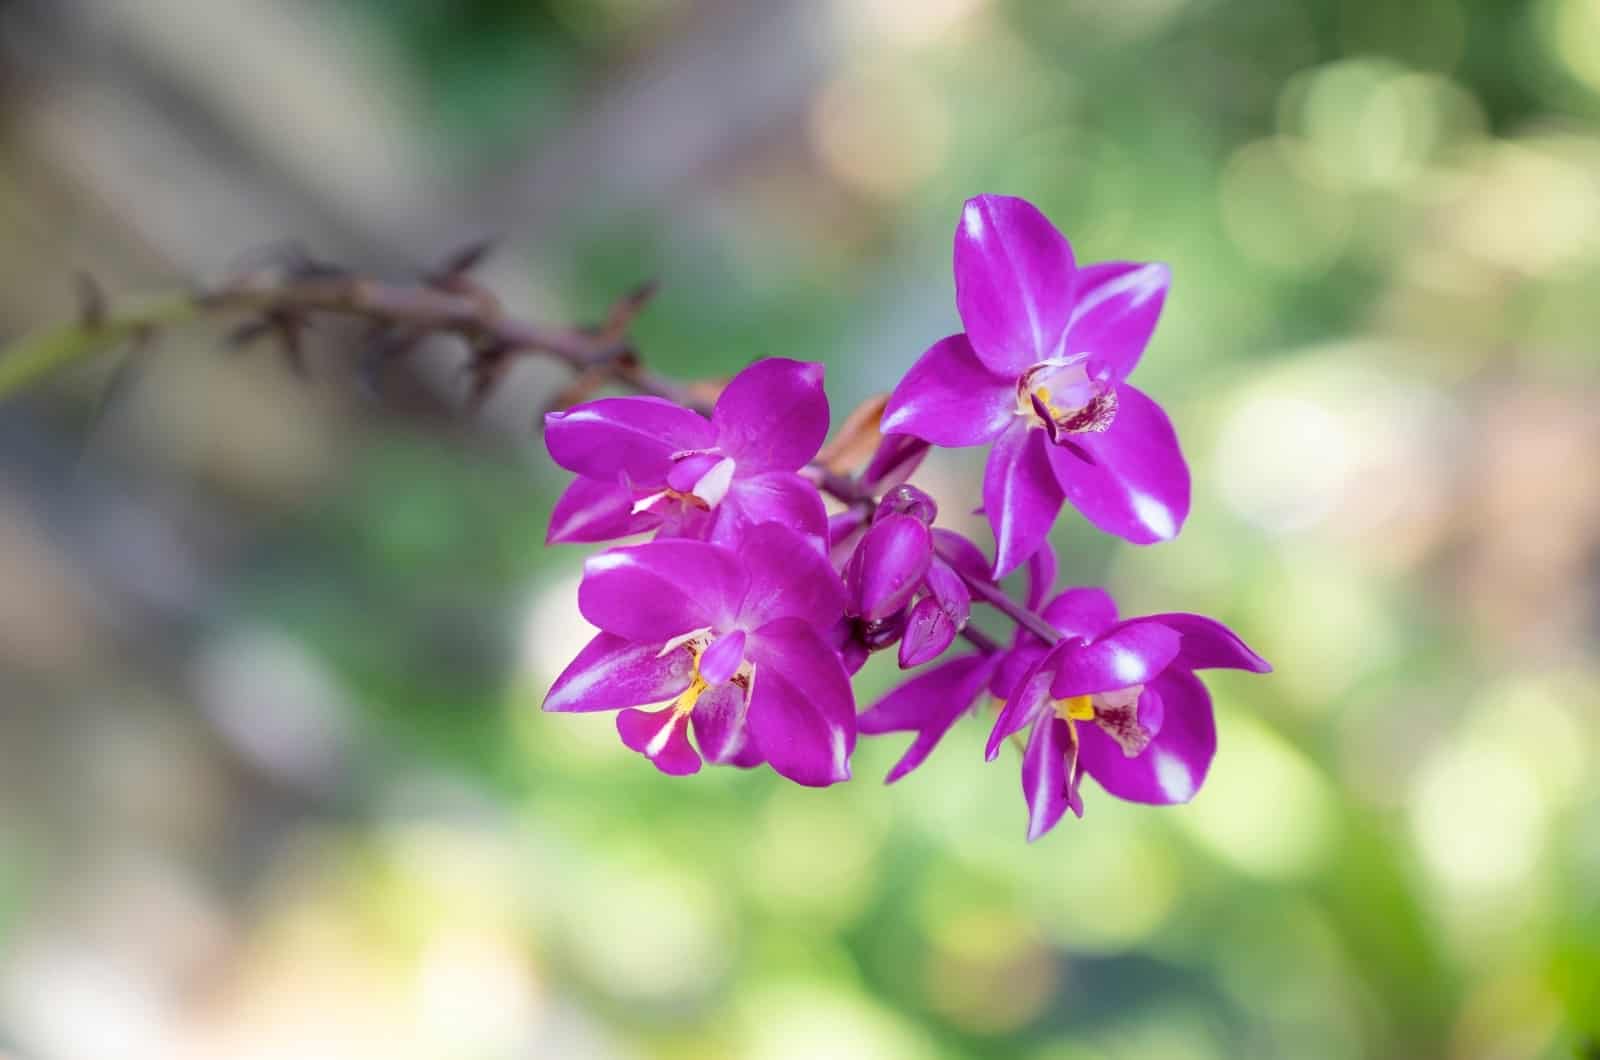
1, 1, 1598, 1057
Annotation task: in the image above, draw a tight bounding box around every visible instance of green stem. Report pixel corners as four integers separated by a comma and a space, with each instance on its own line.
0, 293, 202, 399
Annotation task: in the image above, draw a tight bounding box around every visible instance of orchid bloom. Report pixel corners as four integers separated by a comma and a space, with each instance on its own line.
881, 194, 1189, 576
985, 591, 1270, 841
543, 523, 855, 785
544, 358, 830, 548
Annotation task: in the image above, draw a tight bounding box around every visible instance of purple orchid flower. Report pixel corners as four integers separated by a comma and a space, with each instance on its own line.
543, 522, 855, 786
986, 591, 1270, 841
881, 194, 1190, 576
544, 358, 831, 548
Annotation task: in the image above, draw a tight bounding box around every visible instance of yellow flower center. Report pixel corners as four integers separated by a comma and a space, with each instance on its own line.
670, 674, 709, 717
1053, 694, 1095, 721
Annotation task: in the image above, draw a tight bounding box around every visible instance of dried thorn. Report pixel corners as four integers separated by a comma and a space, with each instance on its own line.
75, 271, 108, 329
285, 253, 347, 281
268, 310, 309, 377
427, 238, 497, 287
465, 342, 514, 412
224, 317, 275, 351
596, 279, 660, 341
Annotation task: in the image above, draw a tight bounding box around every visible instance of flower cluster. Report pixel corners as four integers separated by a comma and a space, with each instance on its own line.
542, 194, 1269, 840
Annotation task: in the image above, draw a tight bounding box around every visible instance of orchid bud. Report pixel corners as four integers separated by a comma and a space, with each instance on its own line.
873, 483, 938, 526
845, 514, 933, 621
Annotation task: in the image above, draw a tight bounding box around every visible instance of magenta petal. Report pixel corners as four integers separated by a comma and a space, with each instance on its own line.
1049, 621, 1183, 698
898, 595, 956, 668
986, 644, 1059, 760
544, 632, 694, 713
1024, 540, 1057, 610
1139, 612, 1272, 673
858, 653, 996, 783
931, 529, 990, 584
735, 523, 847, 631
712, 358, 830, 473
953, 195, 1077, 375
745, 618, 855, 786
711, 471, 829, 549
579, 540, 747, 641
697, 629, 747, 685
880, 334, 1017, 447
984, 423, 1066, 578
846, 515, 933, 622
1062, 262, 1170, 382
1022, 716, 1082, 842
1079, 669, 1213, 804
547, 477, 658, 544
617, 706, 702, 776
544, 397, 715, 483
1040, 588, 1119, 641
1049, 383, 1190, 545
990, 641, 1046, 699
924, 561, 970, 626
691, 683, 762, 767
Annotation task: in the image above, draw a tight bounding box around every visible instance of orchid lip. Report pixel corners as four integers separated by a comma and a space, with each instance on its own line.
1051, 683, 1150, 757
1016, 358, 1118, 442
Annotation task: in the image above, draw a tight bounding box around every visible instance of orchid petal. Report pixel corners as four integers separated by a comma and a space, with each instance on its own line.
1048, 383, 1189, 545
712, 358, 830, 473
543, 632, 694, 713
697, 629, 747, 686
924, 560, 970, 626
1079, 669, 1214, 804
617, 706, 701, 776
953, 195, 1077, 375
735, 523, 847, 631
880, 334, 1017, 447
1049, 620, 1182, 699
547, 477, 658, 544
578, 540, 746, 641
1022, 715, 1083, 842
1140, 612, 1272, 673
858, 653, 996, 782
665, 452, 722, 494
691, 683, 762, 767
1040, 588, 1119, 641
711, 471, 829, 548
898, 596, 957, 668
1024, 540, 1057, 610
984, 422, 1065, 578
986, 643, 1059, 760
746, 618, 855, 786
1062, 262, 1170, 382
544, 397, 714, 484
931, 529, 990, 585
990, 641, 1047, 700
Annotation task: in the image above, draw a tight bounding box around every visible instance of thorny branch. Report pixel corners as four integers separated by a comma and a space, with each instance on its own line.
0, 242, 1061, 652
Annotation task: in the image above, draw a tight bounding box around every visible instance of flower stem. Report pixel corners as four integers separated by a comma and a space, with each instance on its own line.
0, 292, 203, 398
1, 262, 1071, 656
959, 625, 1002, 654
952, 565, 1061, 645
